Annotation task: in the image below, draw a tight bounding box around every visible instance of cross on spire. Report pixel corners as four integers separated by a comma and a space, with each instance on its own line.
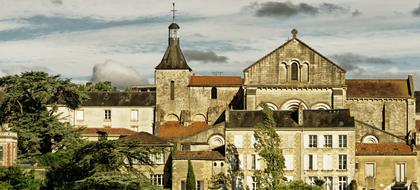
171, 2, 177, 23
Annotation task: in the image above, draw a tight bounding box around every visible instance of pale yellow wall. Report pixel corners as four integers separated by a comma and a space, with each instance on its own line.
356, 155, 417, 190
57, 106, 154, 134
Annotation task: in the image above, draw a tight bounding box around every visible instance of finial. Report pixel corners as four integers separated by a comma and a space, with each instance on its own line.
291, 28, 298, 39
171, 2, 177, 23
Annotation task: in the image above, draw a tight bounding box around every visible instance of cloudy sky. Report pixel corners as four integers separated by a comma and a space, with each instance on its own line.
0, 0, 420, 89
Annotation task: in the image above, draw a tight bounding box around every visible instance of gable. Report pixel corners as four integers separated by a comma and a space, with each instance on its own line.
244, 37, 345, 87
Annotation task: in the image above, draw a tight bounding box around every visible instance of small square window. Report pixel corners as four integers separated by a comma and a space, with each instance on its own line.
75, 110, 84, 121
104, 110, 111, 120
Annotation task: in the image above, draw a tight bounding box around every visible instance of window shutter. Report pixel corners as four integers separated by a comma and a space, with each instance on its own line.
234, 135, 243, 148
247, 154, 252, 170
332, 135, 338, 148
239, 154, 244, 170
285, 155, 294, 170
247, 176, 253, 190
256, 155, 261, 170
304, 135, 309, 148
313, 154, 318, 170
76, 110, 84, 121
366, 163, 374, 177
304, 155, 309, 170
131, 110, 138, 121
323, 154, 333, 170
319, 135, 324, 148
395, 164, 400, 181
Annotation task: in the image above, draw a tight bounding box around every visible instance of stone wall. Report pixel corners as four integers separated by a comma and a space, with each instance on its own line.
244, 39, 345, 87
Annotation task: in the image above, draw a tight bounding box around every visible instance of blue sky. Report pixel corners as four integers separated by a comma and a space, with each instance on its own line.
0, 0, 420, 89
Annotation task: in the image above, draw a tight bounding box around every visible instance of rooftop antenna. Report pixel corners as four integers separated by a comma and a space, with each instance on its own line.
171, 2, 177, 23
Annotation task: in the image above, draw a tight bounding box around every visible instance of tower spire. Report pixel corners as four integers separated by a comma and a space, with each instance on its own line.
171, 2, 177, 23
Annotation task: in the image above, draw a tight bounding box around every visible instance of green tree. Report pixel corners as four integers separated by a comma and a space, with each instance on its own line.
281, 180, 322, 190
253, 104, 285, 189
0, 166, 42, 190
80, 81, 117, 92
45, 139, 161, 190
0, 72, 87, 160
186, 160, 196, 190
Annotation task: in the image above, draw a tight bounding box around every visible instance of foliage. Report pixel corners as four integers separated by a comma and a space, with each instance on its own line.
280, 180, 323, 190
313, 178, 325, 187
44, 139, 160, 189
208, 173, 228, 190
186, 160, 196, 190
0, 72, 87, 159
253, 103, 285, 189
0, 166, 42, 190
80, 81, 117, 92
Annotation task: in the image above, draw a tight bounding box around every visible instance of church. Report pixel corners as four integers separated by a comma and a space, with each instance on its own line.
35, 8, 420, 190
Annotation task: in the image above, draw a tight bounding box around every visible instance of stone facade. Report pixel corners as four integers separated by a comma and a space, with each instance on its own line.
0, 131, 18, 167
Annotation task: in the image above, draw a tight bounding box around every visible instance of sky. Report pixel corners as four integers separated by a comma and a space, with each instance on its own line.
0, 0, 420, 89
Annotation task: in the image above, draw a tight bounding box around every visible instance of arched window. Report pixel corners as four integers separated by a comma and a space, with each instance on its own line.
291, 62, 298, 81
362, 135, 379, 144
211, 87, 217, 99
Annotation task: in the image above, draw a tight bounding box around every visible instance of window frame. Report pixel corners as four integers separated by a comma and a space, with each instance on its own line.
130, 109, 139, 122
291, 62, 299, 81
151, 174, 163, 186
170, 81, 175, 100
75, 110, 84, 121
211, 87, 217, 99
309, 135, 317, 148
339, 135, 347, 148
365, 162, 376, 177
338, 154, 347, 170
338, 176, 348, 190
104, 109, 112, 120
324, 135, 332, 148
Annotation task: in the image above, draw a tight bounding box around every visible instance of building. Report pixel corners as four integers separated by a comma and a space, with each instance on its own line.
0, 130, 18, 167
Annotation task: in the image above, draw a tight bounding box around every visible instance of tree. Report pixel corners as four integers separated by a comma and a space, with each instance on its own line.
0, 166, 42, 190
186, 160, 196, 190
0, 72, 87, 160
45, 139, 161, 190
253, 104, 285, 189
80, 81, 117, 92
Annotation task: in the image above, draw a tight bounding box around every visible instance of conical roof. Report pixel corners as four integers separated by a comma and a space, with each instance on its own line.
155, 39, 191, 71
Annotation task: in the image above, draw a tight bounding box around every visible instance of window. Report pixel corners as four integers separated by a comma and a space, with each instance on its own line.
395, 163, 406, 182
339, 135, 347, 148
284, 155, 294, 171
339, 154, 347, 170
309, 135, 317, 148
104, 109, 111, 120
291, 62, 298, 80
365, 163, 375, 177
324, 176, 333, 190
75, 110, 84, 121
338, 176, 347, 190
214, 162, 217, 167
151, 174, 163, 186
251, 177, 258, 190
170, 81, 175, 100
233, 135, 243, 148
308, 154, 314, 170
324, 135, 332, 148
323, 154, 333, 170
0, 146, 3, 161
181, 181, 186, 190
211, 87, 217, 99
197, 180, 204, 190
307, 176, 317, 185
251, 154, 256, 170
130, 110, 138, 121
150, 152, 164, 164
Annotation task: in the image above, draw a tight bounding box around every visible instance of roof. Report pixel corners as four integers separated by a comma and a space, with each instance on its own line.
155, 38, 191, 71
158, 121, 211, 139
346, 79, 411, 99
82, 128, 136, 136
227, 109, 354, 128
82, 92, 155, 106
356, 143, 414, 156
122, 132, 171, 145
189, 76, 243, 87
173, 151, 224, 160
168, 23, 180, 29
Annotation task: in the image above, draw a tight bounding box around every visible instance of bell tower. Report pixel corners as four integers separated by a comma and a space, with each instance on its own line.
155, 3, 192, 131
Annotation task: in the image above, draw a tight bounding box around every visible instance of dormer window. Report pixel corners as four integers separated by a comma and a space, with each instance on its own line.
291, 62, 298, 81
211, 87, 217, 99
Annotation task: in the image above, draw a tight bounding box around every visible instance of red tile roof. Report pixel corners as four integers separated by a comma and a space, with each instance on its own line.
346, 79, 411, 98
82, 128, 136, 136
158, 121, 211, 139
173, 151, 224, 160
123, 132, 171, 145
189, 76, 242, 86
356, 143, 414, 156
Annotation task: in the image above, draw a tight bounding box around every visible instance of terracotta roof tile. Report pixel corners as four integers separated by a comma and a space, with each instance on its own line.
158, 121, 211, 139
122, 132, 171, 145
173, 151, 224, 160
346, 79, 410, 98
82, 128, 136, 136
189, 76, 242, 86
356, 143, 414, 156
